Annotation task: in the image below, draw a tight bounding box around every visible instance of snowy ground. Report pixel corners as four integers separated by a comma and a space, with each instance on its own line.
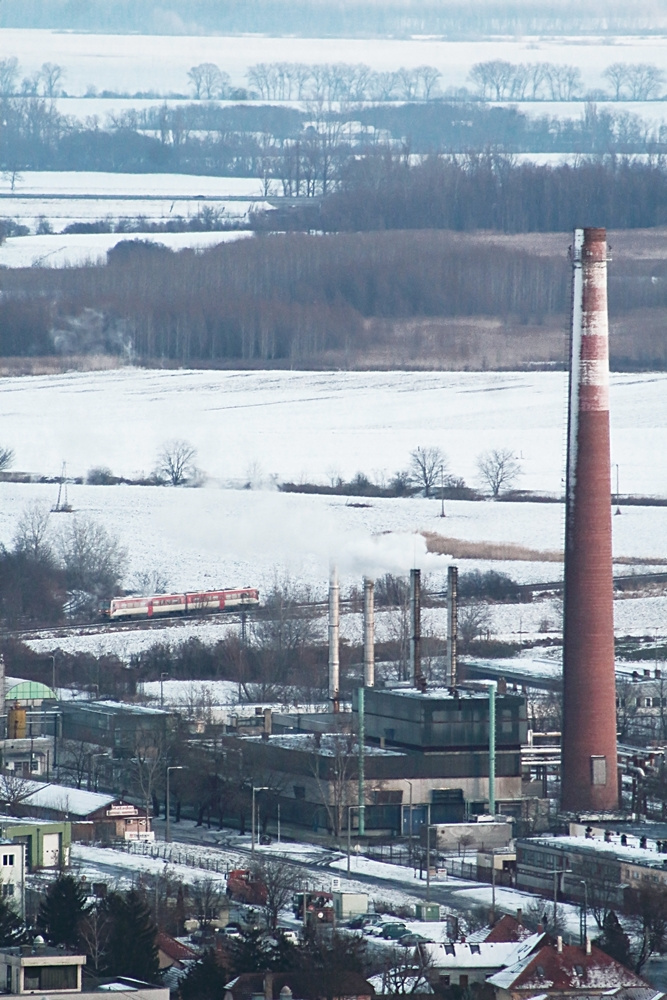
0, 230, 253, 268
2, 368, 666, 496
0, 173, 266, 199
3, 29, 667, 98
0, 369, 664, 656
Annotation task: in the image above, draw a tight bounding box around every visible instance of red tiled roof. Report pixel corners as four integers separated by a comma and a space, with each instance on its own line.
491, 942, 648, 992
156, 932, 197, 963
484, 915, 534, 944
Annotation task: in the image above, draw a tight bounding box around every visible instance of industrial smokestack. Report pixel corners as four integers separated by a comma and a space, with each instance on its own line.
447, 565, 458, 687
562, 227, 618, 812
329, 565, 340, 713
410, 568, 422, 687
363, 577, 375, 688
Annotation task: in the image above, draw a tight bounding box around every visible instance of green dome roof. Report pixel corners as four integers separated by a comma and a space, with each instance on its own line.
6, 681, 57, 702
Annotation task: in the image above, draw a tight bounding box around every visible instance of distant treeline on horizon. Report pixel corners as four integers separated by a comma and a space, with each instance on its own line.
0, 0, 665, 36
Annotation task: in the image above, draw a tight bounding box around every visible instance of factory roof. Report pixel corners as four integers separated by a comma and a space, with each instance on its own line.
375, 685, 518, 701
242, 734, 405, 756
521, 835, 667, 871
63, 700, 172, 717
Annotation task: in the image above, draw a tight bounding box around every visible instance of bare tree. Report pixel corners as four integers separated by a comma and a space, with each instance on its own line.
78, 901, 112, 973
13, 501, 52, 562
57, 516, 127, 605
191, 878, 224, 930
0, 446, 14, 472
603, 63, 630, 100
309, 732, 358, 839
39, 62, 64, 98
380, 944, 433, 994
250, 858, 300, 931
0, 57, 20, 96
409, 446, 447, 498
457, 603, 493, 653
469, 60, 514, 100
187, 63, 226, 99
476, 448, 521, 497
0, 771, 36, 814
627, 884, 667, 973
626, 64, 664, 100
156, 440, 199, 486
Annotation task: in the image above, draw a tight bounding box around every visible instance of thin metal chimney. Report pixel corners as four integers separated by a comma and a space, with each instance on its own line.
447, 565, 458, 687
363, 577, 375, 688
328, 565, 340, 712
409, 568, 422, 687
562, 227, 618, 812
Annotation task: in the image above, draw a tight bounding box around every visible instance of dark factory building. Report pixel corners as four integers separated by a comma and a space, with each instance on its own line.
231, 686, 535, 836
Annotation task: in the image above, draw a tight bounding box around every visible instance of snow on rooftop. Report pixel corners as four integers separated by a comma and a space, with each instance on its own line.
19, 780, 115, 817
242, 733, 404, 756
529, 834, 667, 869
422, 933, 543, 970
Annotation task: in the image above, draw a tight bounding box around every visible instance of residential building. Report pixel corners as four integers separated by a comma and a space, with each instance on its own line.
0, 820, 71, 870
4, 781, 151, 841
0, 941, 168, 1000
0, 840, 25, 917
419, 933, 543, 988
488, 938, 654, 1000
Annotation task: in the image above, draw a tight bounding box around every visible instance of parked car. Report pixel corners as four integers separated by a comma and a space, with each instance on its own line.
398, 932, 429, 947
382, 922, 408, 940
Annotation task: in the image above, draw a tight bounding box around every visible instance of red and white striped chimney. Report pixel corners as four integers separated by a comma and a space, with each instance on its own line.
561, 227, 618, 812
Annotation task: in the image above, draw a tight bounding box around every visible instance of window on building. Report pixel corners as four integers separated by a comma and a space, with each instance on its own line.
591, 756, 607, 786
470, 945, 480, 955
2, 855, 14, 867
444, 944, 455, 956
293, 786, 306, 800
459, 975, 469, 988
24, 966, 78, 991
441, 976, 450, 986
2, 885, 15, 897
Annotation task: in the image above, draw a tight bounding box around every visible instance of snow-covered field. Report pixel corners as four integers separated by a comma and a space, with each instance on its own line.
0, 173, 267, 199
0, 230, 253, 268
0, 369, 664, 652
3, 29, 667, 97
1, 368, 666, 496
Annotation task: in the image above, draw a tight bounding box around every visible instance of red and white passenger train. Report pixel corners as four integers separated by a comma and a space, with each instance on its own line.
103, 587, 260, 621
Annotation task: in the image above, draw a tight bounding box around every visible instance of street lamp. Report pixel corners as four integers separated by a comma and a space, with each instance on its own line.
580, 879, 588, 946
166, 766, 184, 842
426, 803, 432, 901
406, 779, 414, 866
160, 672, 169, 708
251, 786, 269, 854
546, 867, 572, 928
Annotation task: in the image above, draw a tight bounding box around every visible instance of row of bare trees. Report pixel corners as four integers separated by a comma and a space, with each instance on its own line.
469, 60, 665, 102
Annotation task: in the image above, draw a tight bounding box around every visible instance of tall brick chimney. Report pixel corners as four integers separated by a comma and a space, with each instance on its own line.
561, 228, 618, 812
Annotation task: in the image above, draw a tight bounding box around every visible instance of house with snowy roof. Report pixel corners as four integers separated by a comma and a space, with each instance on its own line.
419, 933, 544, 988
487, 937, 656, 1000
5, 779, 152, 841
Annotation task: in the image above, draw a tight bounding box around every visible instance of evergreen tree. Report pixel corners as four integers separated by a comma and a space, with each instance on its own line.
37, 874, 87, 948
596, 910, 632, 968
181, 949, 228, 1000
0, 895, 25, 946
105, 890, 159, 983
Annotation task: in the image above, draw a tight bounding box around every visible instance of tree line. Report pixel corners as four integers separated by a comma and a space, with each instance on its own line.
1, 93, 665, 186
1, 199, 667, 364
0, 0, 664, 37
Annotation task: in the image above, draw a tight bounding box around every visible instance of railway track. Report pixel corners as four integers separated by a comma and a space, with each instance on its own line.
5, 611, 252, 643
